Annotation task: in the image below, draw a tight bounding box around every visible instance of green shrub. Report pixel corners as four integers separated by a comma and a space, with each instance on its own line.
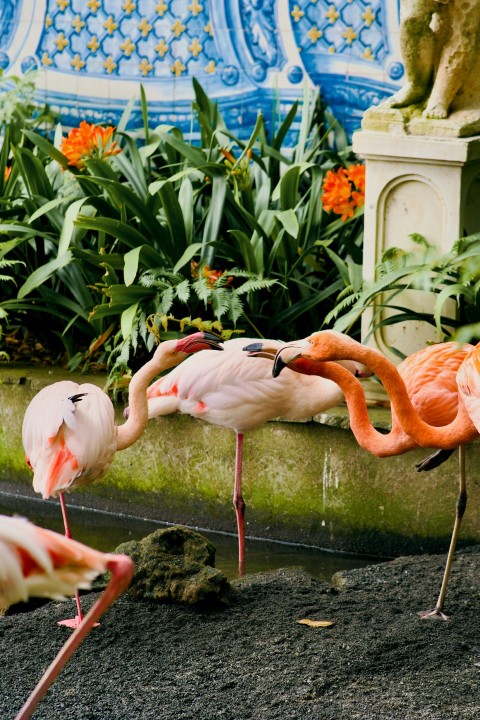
0, 77, 364, 372
328, 233, 480, 356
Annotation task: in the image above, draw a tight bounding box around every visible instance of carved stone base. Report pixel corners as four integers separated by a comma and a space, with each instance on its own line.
353, 130, 480, 368
363, 104, 480, 139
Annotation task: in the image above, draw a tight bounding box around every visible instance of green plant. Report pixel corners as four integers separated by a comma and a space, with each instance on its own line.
0, 78, 364, 371
328, 233, 480, 355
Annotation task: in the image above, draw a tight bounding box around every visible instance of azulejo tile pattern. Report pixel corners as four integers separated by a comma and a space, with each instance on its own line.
0, 1, 403, 139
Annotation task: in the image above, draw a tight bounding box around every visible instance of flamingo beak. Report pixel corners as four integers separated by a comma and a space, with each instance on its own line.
272, 345, 304, 378
177, 332, 224, 353
243, 342, 278, 360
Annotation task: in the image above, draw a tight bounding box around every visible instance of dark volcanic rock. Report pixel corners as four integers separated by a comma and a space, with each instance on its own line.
115, 525, 233, 607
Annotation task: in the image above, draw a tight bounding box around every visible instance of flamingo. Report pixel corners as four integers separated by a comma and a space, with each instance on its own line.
130, 337, 369, 576
22, 332, 223, 626
0, 513, 133, 720
263, 330, 479, 619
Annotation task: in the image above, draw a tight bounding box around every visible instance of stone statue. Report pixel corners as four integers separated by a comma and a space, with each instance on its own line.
364, 0, 480, 135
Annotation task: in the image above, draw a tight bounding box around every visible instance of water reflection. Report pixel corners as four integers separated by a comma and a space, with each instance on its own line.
0, 491, 377, 582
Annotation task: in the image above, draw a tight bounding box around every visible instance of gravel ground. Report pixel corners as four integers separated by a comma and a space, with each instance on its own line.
2, 546, 480, 720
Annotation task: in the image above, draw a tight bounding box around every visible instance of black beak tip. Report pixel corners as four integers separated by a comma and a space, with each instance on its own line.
203, 331, 224, 349
272, 357, 287, 378
243, 342, 263, 352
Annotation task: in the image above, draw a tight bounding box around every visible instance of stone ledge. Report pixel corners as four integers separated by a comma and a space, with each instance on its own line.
1, 364, 479, 558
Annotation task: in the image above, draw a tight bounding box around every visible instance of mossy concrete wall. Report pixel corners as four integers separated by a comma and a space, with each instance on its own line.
1, 365, 480, 559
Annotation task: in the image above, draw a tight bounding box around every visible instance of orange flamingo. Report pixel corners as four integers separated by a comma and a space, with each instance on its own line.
131, 337, 368, 576
248, 330, 479, 619
22, 332, 222, 626
0, 514, 133, 720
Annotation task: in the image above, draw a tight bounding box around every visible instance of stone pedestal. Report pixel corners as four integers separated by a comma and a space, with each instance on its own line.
352, 130, 480, 365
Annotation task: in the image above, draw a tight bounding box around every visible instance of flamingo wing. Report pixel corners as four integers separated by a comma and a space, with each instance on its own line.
457, 343, 480, 433
398, 342, 474, 426
22, 381, 117, 499
146, 338, 347, 432
0, 514, 109, 608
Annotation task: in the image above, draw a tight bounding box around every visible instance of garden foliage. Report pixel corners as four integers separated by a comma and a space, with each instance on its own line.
0, 74, 364, 372
327, 233, 480, 356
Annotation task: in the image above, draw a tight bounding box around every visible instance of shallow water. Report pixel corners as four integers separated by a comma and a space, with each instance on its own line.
0, 491, 378, 582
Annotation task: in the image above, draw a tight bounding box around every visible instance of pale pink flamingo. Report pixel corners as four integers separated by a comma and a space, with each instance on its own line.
22, 332, 222, 626
131, 337, 368, 576
0, 513, 133, 720
265, 330, 479, 619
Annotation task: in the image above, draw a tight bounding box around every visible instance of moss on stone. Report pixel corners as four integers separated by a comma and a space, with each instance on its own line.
2, 365, 480, 558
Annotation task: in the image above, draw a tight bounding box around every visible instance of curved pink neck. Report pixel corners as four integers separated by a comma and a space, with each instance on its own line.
298, 360, 415, 457
116, 346, 179, 451
305, 337, 477, 450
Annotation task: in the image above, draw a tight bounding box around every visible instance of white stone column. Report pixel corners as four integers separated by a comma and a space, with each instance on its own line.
352, 130, 480, 365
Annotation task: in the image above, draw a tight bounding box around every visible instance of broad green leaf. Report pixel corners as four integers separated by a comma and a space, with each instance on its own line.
202, 174, 227, 264
116, 94, 137, 134
121, 302, 139, 340
0, 236, 35, 258
12, 146, 55, 200
149, 168, 195, 195
272, 162, 315, 208
75, 216, 164, 265
140, 84, 150, 144
229, 230, 258, 273
138, 136, 162, 161
157, 181, 187, 252
58, 198, 94, 257
29, 194, 78, 225
18, 251, 73, 299
173, 242, 204, 274
178, 177, 194, 243
77, 174, 170, 247
157, 129, 207, 166
104, 284, 156, 304
22, 129, 68, 167
274, 277, 344, 326
273, 102, 299, 151
275, 209, 299, 239
112, 139, 148, 197
124, 246, 142, 287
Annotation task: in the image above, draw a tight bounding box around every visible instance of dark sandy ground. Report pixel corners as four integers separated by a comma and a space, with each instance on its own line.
2, 545, 480, 720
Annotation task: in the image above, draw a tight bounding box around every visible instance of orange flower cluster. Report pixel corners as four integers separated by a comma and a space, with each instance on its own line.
60, 121, 121, 170
321, 164, 366, 221
191, 261, 233, 288
221, 147, 252, 190
4, 166, 11, 182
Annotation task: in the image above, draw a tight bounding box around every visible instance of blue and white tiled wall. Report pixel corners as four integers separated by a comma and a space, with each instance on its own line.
0, 1, 402, 140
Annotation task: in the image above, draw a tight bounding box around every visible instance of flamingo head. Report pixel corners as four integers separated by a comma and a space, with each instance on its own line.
175, 331, 224, 354
152, 331, 224, 370
269, 338, 372, 379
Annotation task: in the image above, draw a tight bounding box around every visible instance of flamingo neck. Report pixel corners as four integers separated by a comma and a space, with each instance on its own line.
307, 335, 477, 450
116, 345, 182, 451
310, 362, 415, 457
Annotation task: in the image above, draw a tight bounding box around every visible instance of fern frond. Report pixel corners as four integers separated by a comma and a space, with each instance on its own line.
228, 293, 244, 324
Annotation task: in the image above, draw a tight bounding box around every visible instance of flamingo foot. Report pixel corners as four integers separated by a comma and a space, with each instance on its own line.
58, 616, 100, 629
58, 615, 82, 629
417, 607, 449, 621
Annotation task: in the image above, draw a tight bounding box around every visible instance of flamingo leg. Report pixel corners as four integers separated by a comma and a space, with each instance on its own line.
14, 555, 134, 720
57, 493, 85, 629
418, 446, 467, 620
233, 432, 246, 577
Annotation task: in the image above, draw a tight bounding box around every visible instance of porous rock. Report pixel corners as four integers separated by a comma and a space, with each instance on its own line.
114, 525, 233, 607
